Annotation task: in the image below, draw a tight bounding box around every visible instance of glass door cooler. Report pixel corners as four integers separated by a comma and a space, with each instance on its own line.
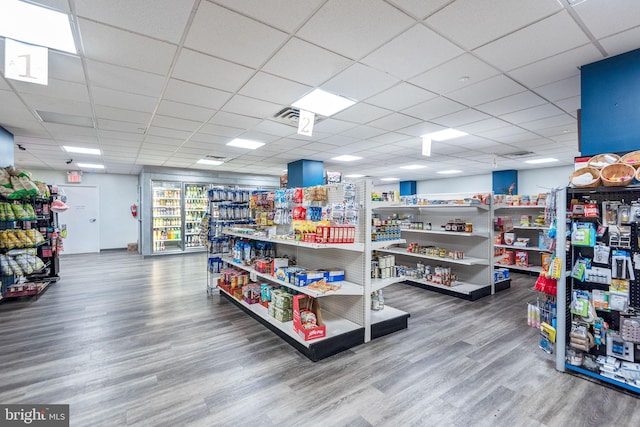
184, 183, 209, 249
151, 181, 182, 253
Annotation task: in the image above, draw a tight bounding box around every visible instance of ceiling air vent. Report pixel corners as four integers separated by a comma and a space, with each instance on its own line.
35, 110, 95, 128
205, 155, 226, 161
502, 151, 535, 159
272, 107, 326, 128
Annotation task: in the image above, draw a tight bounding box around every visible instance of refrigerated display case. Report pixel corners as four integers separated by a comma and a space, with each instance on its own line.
152, 181, 182, 253
184, 183, 208, 249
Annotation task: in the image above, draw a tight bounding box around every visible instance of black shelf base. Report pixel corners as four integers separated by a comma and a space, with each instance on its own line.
402, 279, 492, 301
495, 279, 511, 292
218, 291, 365, 362
371, 313, 410, 339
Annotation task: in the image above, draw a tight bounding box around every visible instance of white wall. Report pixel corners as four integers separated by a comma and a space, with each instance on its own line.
518, 165, 573, 195
30, 170, 138, 250
417, 174, 492, 194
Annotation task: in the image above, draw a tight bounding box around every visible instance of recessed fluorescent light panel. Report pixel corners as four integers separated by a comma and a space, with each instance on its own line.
292, 89, 356, 117
0, 0, 77, 53
332, 155, 362, 162
76, 163, 104, 169
63, 146, 101, 155
423, 128, 468, 141
344, 174, 365, 178
400, 165, 427, 170
197, 159, 223, 166
380, 177, 399, 181
524, 158, 558, 164
226, 138, 265, 150
437, 170, 462, 175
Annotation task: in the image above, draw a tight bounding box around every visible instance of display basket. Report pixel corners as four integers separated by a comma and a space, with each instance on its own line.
569, 167, 601, 188
587, 153, 620, 169
600, 163, 635, 187
619, 150, 640, 168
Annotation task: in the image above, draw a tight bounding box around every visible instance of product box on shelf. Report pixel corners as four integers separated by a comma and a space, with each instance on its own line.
268, 302, 293, 322
515, 251, 529, 267
271, 289, 293, 309
494, 216, 514, 232
293, 295, 326, 341
499, 250, 515, 265
242, 283, 261, 304
260, 283, 273, 307
271, 258, 289, 275
494, 268, 510, 283
294, 271, 326, 287
323, 268, 345, 282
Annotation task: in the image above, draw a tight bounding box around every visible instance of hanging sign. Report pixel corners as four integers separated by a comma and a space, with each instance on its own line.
4, 38, 48, 85
297, 109, 315, 137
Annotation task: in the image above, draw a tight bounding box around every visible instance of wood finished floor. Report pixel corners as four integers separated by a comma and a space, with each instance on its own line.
0, 251, 638, 427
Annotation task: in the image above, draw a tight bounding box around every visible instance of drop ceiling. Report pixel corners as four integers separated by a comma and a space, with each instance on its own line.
1, 0, 639, 181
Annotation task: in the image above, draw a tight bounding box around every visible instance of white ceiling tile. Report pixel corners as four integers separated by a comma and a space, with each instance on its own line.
97, 119, 146, 134
426, 0, 561, 50
185, 2, 288, 68
151, 115, 202, 132
9, 78, 89, 104
475, 91, 547, 116
86, 60, 165, 98
239, 72, 312, 106
332, 103, 392, 124
534, 75, 580, 102
458, 118, 511, 134
92, 87, 157, 113
409, 54, 500, 95
518, 114, 576, 132
21, 94, 92, 117
94, 105, 151, 125
75, 0, 195, 43
312, 119, 358, 134
573, 0, 640, 39
387, 0, 452, 19
251, 120, 297, 138
554, 96, 581, 116
501, 104, 565, 125
508, 45, 602, 88
163, 79, 232, 110
323, 63, 400, 101
446, 75, 526, 106
188, 133, 228, 145
41, 123, 97, 138
365, 82, 437, 111
396, 122, 444, 138
155, 100, 215, 123
367, 113, 422, 131
221, 95, 282, 119
402, 97, 466, 121
341, 125, 386, 139
78, 18, 177, 74
473, 11, 591, 71
297, 0, 414, 59
431, 108, 490, 128
599, 27, 640, 58
236, 131, 281, 143
146, 126, 192, 140
48, 51, 86, 84
197, 123, 245, 138
262, 38, 353, 86
213, 0, 323, 32
172, 49, 254, 93
369, 132, 413, 144
362, 25, 463, 80
99, 130, 145, 142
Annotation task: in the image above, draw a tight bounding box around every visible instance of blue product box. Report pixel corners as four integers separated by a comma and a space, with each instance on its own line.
295, 271, 326, 287
324, 269, 345, 282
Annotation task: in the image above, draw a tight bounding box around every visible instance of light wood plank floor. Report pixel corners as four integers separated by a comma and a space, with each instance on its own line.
0, 251, 638, 426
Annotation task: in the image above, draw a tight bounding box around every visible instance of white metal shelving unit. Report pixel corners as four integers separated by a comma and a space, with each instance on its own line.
372, 193, 496, 300
493, 203, 551, 275
214, 180, 410, 361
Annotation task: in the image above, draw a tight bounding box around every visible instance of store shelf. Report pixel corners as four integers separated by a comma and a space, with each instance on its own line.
376, 246, 489, 266
153, 238, 181, 242
153, 215, 181, 218
223, 229, 365, 252
401, 228, 489, 238
494, 244, 551, 253
371, 239, 406, 250
370, 306, 410, 339
378, 202, 489, 210
565, 364, 640, 395
494, 204, 546, 209
513, 225, 550, 231
371, 276, 406, 293
218, 288, 364, 361
494, 262, 543, 274
371, 201, 404, 209
222, 257, 363, 298
402, 277, 492, 301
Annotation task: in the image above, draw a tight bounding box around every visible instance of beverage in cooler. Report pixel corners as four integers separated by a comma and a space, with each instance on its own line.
152, 181, 182, 253
184, 183, 208, 248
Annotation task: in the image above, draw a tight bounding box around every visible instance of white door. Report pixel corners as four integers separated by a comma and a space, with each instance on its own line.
57, 185, 100, 254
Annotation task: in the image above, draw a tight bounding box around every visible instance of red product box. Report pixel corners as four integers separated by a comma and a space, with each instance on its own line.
293, 295, 326, 341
